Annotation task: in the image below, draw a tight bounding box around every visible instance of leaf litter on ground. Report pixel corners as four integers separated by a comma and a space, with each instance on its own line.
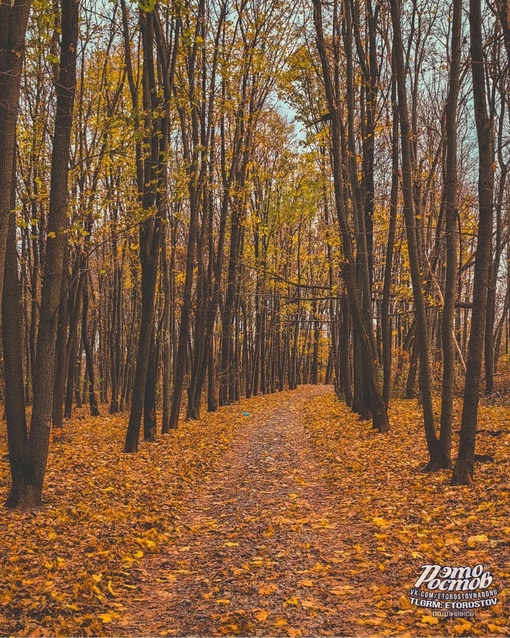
0, 386, 509, 637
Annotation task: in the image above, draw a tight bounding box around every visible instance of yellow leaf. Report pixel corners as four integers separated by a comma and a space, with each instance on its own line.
275, 619, 287, 627
98, 613, 113, 624
299, 580, 313, 587
258, 584, 277, 595
452, 621, 473, 635
283, 597, 299, 606
421, 615, 439, 625
107, 580, 118, 597
398, 595, 411, 610
215, 599, 230, 605
220, 625, 238, 634
254, 609, 269, 621
331, 586, 354, 596
134, 550, 144, 559
224, 542, 239, 547
372, 516, 390, 528
467, 534, 489, 548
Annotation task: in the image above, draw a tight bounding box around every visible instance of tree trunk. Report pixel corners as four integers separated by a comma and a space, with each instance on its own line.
389, 0, 437, 459
0, 0, 33, 305
6, 0, 79, 508
81, 277, 100, 417
437, 0, 462, 469
3, 170, 30, 508
313, 0, 389, 433
144, 328, 158, 441
452, 0, 494, 485
124, 9, 164, 452
382, 73, 399, 406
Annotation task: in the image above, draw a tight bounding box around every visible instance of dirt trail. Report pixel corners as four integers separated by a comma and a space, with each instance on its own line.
115, 386, 370, 636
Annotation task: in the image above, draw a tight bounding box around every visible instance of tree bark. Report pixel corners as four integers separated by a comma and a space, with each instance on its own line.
437, 0, 462, 469
452, 0, 494, 485
6, 0, 79, 508
389, 0, 437, 460
0, 0, 33, 305
313, 0, 389, 433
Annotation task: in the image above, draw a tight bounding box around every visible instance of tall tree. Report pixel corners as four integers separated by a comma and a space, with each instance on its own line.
124, 3, 179, 451
389, 0, 439, 464
0, 0, 33, 303
4, 0, 80, 508
452, 0, 494, 485
437, 0, 463, 469
313, 0, 389, 433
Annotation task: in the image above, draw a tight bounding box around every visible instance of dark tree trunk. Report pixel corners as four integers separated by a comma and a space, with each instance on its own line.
52, 248, 70, 427
144, 329, 158, 442
484, 158, 506, 394
109, 224, 123, 414
313, 0, 389, 433
389, 0, 437, 458
124, 9, 165, 452
168, 0, 204, 430
452, 0, 494, 485
436, 0, 462, 470
3, 172, 30, 508
0, 0, 33, 304
382, 73, 399, 406
6, 0, 79, 508
81, 277, 100, 417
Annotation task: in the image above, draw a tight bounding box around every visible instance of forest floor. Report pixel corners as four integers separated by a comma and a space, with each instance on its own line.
1, 385, 509, 637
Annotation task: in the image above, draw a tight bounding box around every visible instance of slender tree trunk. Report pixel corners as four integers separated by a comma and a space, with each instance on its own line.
437, 0, 462, 469
389, 0, 437, 459
3, 170, 30, 508
124, 10, 164, 452
382, 74, 399, 406
81, 277, 100, 417
144, 329, 158, 441
484, 159, 506, 393
313, 0, 389, 432
52, 248, 70, 427
452, 0, 494, 485
6, 0, 79, 508
0, 1, 33, 305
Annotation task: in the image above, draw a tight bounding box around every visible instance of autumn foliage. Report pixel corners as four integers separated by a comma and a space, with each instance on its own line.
1, 388, 509, 636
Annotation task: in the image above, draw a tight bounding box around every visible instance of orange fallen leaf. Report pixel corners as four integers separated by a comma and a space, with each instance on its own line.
254, 609, 269, 621
299, 579, 314, 587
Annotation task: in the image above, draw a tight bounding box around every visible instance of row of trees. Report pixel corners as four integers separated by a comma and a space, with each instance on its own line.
1, 0, 509, 508
307, 0, 510, 484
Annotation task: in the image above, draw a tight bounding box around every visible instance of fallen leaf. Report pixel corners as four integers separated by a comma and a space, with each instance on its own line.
254, 609, 269, 621
467, 534, 489, 548
421, 615, 439, 625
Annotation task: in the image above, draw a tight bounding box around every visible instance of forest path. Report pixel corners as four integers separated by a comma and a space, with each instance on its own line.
115, 386, 370, 637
